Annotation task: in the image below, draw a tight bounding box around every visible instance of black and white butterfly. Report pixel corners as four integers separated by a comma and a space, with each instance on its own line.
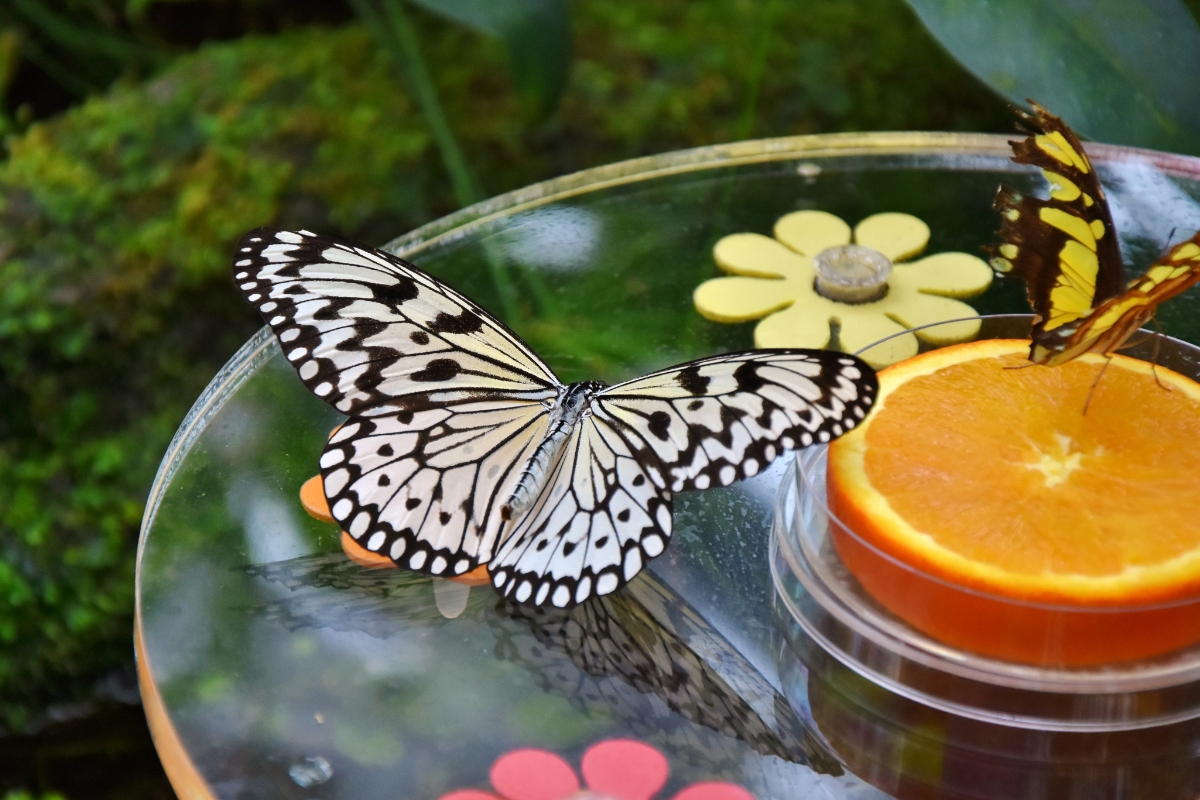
234, 228, 877, 608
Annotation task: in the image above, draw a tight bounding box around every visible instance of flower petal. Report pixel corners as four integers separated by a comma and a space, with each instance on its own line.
713, 233, 810, 280
774, 210, 851, 256
882, 292, 983, 345
671, 782, 756, 800
753, 301, 835, 350
694, 276, 794, 322
901, 252, 993, 297
853, 213, 929, 262
581, 739, 668, 800
833, 307, 917, 367
439, 792, 502, 800
490, 749, 579, 800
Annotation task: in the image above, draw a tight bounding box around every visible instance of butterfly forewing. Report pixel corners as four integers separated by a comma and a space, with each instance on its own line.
1063, 232, 1200, 361
992, 105, 1126, 358
595, 351, 877, 493
320, 399, 552, 576
234, 228, 559, 416
1126, 234, 1200, 297
1007, 103, 1124, 300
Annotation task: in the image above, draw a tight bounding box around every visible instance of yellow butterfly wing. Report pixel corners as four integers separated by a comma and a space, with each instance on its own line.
1056, 234, 1200, 365
992, 103, 1200, 365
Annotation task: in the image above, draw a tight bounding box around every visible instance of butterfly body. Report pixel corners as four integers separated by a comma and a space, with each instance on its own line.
991, 103, 1200, 365
236, 228, 876, 607
502, 379, 607, 520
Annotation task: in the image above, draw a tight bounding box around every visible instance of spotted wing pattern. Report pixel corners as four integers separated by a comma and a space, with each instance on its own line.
320, 399, 550, 577
487, 351, 876, 607
595, 351, 877, 493
233, 228, 559, 416
991, 103, 1200, 365
489, 411, 672, 607
236, 229, 879, 608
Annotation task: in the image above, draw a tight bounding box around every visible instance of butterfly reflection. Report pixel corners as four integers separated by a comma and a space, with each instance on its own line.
243, 554, 840, 775
494, 578, 842, 775
243, 553, 458, 634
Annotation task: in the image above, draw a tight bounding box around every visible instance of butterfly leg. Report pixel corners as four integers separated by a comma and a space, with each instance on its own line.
1149, 317, 1173, 393
1112, 319, 1173, 393
1082, 355, 1112, 416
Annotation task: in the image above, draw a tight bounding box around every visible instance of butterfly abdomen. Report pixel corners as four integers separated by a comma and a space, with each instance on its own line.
502, 381, 608, 520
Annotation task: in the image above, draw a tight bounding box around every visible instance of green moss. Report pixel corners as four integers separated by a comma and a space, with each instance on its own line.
0, 24, 441, 729
0, 1, 1008, 728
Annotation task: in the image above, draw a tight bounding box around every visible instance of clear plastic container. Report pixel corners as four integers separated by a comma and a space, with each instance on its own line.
771, 315, 1200, 731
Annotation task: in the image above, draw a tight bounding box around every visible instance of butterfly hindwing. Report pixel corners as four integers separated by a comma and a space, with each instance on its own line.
489, 413, 672, 607
1008, 102, 1124, 301
320, 398, 551, 578
992, 104, 1125, 358
594, 351, 877, 493
234, 228, 559, 416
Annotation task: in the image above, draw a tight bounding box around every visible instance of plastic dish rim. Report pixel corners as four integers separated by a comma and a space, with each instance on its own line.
771, 314, 1200, 698
773, 452, 1200, 696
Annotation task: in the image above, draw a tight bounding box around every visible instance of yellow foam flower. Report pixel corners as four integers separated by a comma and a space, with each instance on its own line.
693, 210, 993, 365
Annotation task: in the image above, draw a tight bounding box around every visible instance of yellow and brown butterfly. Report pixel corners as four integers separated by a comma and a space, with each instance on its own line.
990, 101, 1200, 366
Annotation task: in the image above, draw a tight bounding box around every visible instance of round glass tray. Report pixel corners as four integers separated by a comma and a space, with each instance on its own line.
772, 315, 1200, 731
136, 133, 1200, 798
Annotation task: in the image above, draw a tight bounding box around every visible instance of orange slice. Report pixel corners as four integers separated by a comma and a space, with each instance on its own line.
826, 339, 1200, 665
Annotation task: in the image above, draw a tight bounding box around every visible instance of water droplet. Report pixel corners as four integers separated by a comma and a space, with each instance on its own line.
289, 755, 333, 787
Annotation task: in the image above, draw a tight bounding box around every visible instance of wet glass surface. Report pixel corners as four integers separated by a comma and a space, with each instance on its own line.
138, 136, 1200, 799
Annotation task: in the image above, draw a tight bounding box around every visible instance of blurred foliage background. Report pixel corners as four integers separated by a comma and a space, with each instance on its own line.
0, 0, 1197, 796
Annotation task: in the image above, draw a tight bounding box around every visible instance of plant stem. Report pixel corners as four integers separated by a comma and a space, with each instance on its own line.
734, 0, 779, 141
351, 0, 521, 321
377, 0, 483, 208
9, 0, 163, 66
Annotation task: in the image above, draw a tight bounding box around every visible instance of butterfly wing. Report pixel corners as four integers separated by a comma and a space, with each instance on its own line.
499, 585, 843, 772
234, 228, 566, 577
320, 399, 551, 576
1059, 233, 1200, 362
489, 349, 876, 608
488, 411, 672, 607
991, 103, 1126, 363
233, 228, 560, 416
594, 350, 877, 493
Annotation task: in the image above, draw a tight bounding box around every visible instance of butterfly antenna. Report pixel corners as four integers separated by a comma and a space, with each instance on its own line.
1083, 356, 1113, 415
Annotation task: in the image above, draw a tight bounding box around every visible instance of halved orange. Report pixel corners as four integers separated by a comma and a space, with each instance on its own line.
826, 339, 1200, 665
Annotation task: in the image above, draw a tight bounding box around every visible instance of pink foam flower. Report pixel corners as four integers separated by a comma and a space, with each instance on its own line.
439, 739, 754, 800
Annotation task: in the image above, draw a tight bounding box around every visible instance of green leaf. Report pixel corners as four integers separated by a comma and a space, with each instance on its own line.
903, 0, 1200, 155
408, 0, 572, 119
